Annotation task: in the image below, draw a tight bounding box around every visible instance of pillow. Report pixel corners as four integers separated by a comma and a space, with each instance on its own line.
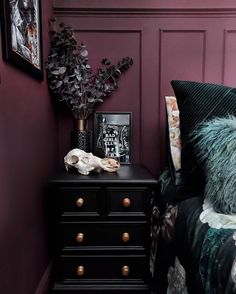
165, 96, 181, 171
193, 116, 236, 214
171, 80, 236, 198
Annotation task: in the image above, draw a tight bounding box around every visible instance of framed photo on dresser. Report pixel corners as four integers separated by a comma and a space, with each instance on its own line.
94, 112, 132, 164
0, 0, 44, 80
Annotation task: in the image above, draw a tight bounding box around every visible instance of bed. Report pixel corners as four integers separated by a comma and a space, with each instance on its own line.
174, 196, 236, 293
151, 80, 236, 294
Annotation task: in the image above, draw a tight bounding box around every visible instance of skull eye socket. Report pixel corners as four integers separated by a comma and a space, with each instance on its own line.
71, 155, 79, 164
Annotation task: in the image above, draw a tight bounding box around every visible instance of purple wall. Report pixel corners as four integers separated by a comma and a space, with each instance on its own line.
1, 1, 236, 292
0, 1, 58, 294
54, 0, 236, 176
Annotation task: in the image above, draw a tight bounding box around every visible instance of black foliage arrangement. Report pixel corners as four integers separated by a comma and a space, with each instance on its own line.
46, 23, 133, 120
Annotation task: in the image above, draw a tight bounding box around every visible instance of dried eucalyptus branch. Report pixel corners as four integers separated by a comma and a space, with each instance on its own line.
46, 22, 133, 120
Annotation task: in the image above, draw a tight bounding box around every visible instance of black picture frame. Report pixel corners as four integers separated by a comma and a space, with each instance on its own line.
94, 112, 132, 164
0, 0, 44, 80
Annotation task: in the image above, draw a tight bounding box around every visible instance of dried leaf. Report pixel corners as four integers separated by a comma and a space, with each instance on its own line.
88, 98, 95, 103
79, 104, 86, 109
56, 81, 63, 88
59, 67, 66, 74
95, 99, 103, 103
52, 70, 60, 75
80, 49, 88, 57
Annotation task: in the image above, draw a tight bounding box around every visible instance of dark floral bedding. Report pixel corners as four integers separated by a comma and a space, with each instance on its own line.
175, 196, 236, 294
159, 81, 236, 294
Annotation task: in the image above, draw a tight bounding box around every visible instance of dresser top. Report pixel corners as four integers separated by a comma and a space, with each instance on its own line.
49, 165, 157, 185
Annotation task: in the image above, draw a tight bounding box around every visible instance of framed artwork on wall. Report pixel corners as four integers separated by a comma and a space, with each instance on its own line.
94, 112, 132, 164
0, 0, 44, 80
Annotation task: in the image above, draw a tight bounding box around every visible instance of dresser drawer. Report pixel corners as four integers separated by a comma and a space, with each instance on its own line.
58, 187, 101, 214
106, 188, 148, 214
60, 221, 148, 248
49, 166, 157, 293
59, 255, 149, 281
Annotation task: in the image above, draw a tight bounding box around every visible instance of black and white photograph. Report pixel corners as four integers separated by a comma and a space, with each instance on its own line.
0, 0, 43, 79
94, 112, 132, 164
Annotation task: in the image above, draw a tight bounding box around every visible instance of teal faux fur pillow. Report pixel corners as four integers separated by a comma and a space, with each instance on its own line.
193, 116, 236, 214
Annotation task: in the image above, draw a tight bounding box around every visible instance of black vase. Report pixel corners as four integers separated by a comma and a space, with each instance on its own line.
71, 129, 93, 152
71, 119, 93, 152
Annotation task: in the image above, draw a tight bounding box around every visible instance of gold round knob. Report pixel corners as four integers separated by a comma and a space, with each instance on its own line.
76, 265, 85, 276
122, 198, 131, 208
76, 233, 84, 243
122, 265, 129, 277
122, 232, 130, 242
76, 197, 84, 208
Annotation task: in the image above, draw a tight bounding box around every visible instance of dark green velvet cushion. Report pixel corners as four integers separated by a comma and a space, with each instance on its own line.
171, 80, 236, 199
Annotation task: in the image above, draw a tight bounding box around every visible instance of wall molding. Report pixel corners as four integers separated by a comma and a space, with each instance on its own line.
54, 0, 236, 18
54, 8, 236, 18
222, 29, 236, 85
54, 0, 236, 9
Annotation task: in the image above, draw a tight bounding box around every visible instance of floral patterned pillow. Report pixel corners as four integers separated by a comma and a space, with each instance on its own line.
165, 96, 181, 171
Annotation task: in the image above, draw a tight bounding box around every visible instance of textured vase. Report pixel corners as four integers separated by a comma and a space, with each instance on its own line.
71, 119, 92, 152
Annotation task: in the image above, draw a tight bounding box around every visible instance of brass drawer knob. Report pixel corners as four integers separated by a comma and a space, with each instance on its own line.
76, 265, 85, 276
76, 233, 84, 243
76, 197, 84, 208
122, 232, 130, 242
122, 197, 131, 208
122, 265, 129, 277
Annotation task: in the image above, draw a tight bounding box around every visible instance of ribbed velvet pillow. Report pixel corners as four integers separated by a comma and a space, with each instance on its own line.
171, 80, 236, 199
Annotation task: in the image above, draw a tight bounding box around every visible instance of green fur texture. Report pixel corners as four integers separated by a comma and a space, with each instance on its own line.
193, 116, 236, 214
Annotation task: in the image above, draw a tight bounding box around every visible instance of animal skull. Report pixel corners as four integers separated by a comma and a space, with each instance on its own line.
64, 148, 120, 175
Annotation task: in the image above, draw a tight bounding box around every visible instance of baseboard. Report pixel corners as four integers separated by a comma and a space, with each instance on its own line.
35, 261, 52, 294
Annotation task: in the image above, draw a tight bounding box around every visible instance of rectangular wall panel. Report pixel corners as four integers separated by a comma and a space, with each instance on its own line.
158, 30, 206, 168
160, 30, 206, 98
223, 30, 236, 87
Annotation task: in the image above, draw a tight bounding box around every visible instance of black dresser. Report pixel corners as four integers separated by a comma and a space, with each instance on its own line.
49, 165, 157, 293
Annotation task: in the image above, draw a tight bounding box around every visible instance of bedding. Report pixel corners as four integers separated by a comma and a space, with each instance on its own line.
151, 172, 236, 294
175, 196, 236, 294
153, 81, 236, 294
